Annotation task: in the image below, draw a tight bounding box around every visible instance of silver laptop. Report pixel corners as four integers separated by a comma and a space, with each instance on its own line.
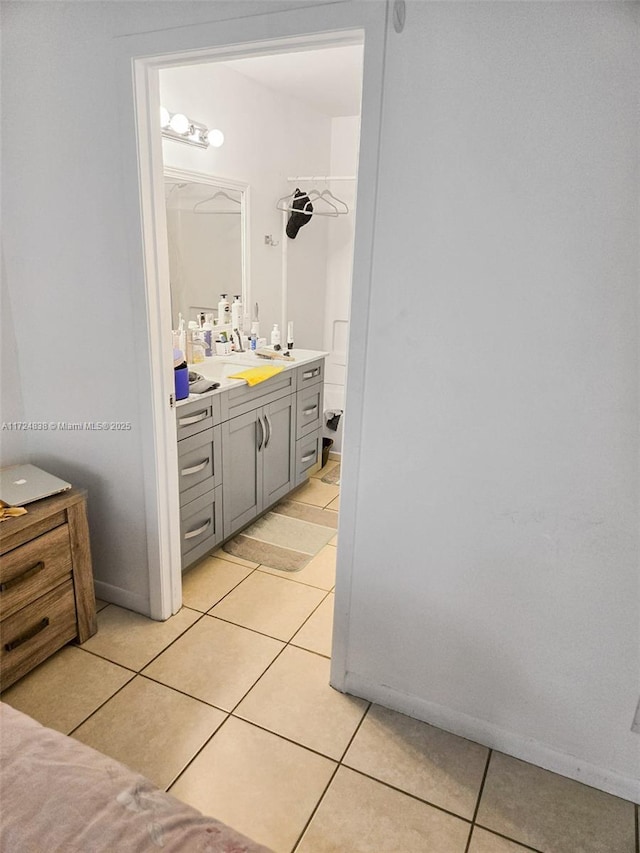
0, 464, 72, 507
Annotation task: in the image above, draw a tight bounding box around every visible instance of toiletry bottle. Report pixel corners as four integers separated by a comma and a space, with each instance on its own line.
271, 324, 281, 351
192, 331, 205, 364
174, 349, 189, 401
202, 317, 214, 356
231, 295, 242, 331
218, 294, 230, 326
287, 321, 294, 351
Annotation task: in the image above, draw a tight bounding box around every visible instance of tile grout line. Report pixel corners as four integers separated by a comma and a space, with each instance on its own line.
464, 749, 492, 853
164, 640, 293, 794
186, 561, 260, 610
473, 824, 545, 853
65, 610, 212, 736
164, 559, 333, 791
289, 701, 373, 852
337, 764, 475, 828
254, 565, 335, 592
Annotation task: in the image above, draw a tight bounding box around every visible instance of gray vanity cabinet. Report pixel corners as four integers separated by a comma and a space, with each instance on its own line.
177, 357, 325, 570
221, 394, 295, 539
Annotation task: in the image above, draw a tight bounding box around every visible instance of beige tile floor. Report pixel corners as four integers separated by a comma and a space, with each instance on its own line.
1, 464, 638, 852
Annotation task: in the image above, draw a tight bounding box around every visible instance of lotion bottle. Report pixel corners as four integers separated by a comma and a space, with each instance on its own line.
271, 324, 281, 350
231, 295, 242, 331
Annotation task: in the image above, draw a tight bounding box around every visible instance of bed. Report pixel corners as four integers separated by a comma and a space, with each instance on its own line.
0, 702, 272, 852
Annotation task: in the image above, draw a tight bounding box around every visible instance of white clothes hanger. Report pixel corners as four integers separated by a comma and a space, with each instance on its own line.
275, 187, 345, 217
317, 188, 349, 214
275, 189, 312, 214
193, 190, 241, 214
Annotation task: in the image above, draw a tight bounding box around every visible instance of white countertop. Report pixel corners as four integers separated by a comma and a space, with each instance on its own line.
175, 348, 328, 408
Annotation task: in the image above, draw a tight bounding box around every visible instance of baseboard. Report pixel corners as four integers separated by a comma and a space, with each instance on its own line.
93, 580, 151, 618
340, 672, 640, 804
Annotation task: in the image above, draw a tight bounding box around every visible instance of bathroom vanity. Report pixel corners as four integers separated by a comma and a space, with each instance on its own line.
175, 351, 325, 570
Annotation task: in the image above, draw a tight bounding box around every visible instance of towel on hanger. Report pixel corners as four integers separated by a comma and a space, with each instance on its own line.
286, 188, 313, 239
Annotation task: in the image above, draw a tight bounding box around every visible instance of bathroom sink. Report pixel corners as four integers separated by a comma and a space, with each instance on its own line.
194, 357, 258, 383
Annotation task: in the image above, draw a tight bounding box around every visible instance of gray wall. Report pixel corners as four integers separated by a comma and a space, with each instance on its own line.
1, 0, 638, 799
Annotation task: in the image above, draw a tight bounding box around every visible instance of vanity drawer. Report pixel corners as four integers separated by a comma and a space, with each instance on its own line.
222, 370, 296, 421
0, 525, 73, 621
176, 395, 221, 440
296, 383, 323, 440
296, 359, 324, 390
178, 425, 222, 505
180, 486, 223, 567
295, 431, 322, 485
0, 580, 77, 690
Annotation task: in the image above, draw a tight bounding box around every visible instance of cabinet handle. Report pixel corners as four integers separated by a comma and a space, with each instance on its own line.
181, 458, 209, 477
178, 410, 209, 427
184, 519, 211, 540
302, 405, 318, 416
4, 617, 50, 652
301, 451, 316, 462
264, 414, 272, 448
302, 367, 320, 380
0, 561, 45, 592
256, 416, 264, 451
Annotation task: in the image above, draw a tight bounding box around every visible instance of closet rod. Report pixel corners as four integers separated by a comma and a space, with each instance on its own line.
286, 175, 356, 182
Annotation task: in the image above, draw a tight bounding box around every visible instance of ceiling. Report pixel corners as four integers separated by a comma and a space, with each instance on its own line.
222, 44, 364, 118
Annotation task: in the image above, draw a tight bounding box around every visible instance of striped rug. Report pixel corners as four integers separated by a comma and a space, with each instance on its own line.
321, 462, 341, 485
222, 500, 337, 572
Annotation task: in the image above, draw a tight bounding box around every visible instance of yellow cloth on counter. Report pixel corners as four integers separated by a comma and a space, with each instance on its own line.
228, 365, 284, 386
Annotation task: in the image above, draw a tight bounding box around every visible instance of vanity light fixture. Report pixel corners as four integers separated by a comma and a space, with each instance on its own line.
160, 106, 224, 150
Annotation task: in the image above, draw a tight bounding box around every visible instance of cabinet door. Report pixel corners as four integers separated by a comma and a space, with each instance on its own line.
221, 409, 263, 539
262, 394, 295, 509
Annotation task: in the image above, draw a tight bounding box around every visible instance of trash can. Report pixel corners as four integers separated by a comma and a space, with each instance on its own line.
321, 437, 334, 468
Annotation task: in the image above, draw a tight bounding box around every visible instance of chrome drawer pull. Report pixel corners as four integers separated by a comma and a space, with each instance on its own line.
4, 617, 50, 652
264, 414, 272, 448
256, 416, 264, 451
184, 519, 211, 540
181, 458, 209, 477
302, 368, 320, 380
178, 410, 209, 427
0, 561, 45, 592
302, 405, 318, 416
301, 451, 316, 462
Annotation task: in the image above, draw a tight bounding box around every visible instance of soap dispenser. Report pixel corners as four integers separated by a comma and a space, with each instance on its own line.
217, 294, 230, 326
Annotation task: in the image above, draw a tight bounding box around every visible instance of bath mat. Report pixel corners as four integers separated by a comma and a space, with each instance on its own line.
222, 501, 336, 572
321, 462, 341, 485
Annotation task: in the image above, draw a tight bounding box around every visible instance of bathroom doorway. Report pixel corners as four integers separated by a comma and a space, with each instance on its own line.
132, 6, 386, 687
158, 43, 364, 642
138, 26, 372, 618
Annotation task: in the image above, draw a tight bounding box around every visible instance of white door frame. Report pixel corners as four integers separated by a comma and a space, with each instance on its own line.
119, 1, 388, 691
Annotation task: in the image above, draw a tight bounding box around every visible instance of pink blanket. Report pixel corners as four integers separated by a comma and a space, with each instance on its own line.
0, 702, 272, 852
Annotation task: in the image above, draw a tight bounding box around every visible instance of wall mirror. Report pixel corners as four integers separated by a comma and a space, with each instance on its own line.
164, 168, 249, 327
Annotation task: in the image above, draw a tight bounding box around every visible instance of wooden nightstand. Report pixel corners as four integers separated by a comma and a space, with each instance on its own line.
0, 488, 97, 690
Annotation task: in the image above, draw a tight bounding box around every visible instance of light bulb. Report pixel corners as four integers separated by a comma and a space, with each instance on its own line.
160, 106, 170, 128
169, 113, 190, 135
208, 129, 224, 148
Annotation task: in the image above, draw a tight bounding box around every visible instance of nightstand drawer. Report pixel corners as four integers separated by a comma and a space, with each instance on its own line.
0, 580, 77, 689
0, 525, 72, 621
